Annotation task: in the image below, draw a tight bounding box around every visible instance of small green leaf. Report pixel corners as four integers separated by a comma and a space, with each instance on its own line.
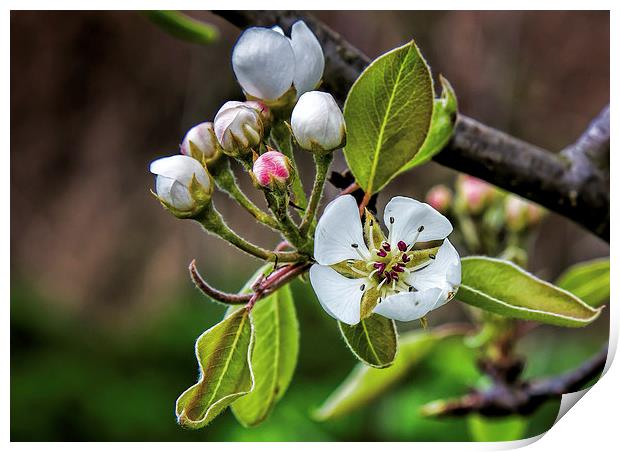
467, 414, 528, 442
399, 75, 458, 172
144, 11, 219, 45
343, 41, 434, 194
314, 330, 437, 421
231, 284, 299, 427
338, 314, 397, 368
556, 258, 610, 308
176, 307, 254, 429
457, 257, 602, 327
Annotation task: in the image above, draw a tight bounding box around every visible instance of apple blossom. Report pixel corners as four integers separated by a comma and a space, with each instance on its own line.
309, 195, 461, 325
232, 21, 324, 104
291, 91, 346, 153
180, 122, 221, 165
213, 101, 263, 156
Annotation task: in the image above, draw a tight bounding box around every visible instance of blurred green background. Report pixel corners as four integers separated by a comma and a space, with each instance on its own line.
11, 11, 609, 441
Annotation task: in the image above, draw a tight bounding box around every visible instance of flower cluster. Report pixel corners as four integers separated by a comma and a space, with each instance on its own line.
149, 21, 345, 218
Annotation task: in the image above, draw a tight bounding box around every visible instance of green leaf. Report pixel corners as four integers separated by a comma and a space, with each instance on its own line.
144, 11, 219, 45
175, 307, 254, 429
343, 41, 434, 194
314, 330, 437, 421
338, 314, 398, 368
399, 75, 458, 172
467, 414, 528, 442
556, 258, 610, 308
457, 257, 602, 327
231, 285, 299, 427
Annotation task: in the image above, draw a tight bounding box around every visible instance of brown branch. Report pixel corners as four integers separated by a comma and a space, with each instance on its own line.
214, 10, 610, 241
189, 258, 310, 306
421, 344, 608, 417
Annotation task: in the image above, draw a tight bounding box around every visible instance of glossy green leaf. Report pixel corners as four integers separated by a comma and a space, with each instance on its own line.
343, 41, 434, 194
338, 314, 397, 368
175, 307, 254, 429
556, 258, 610, 308
467, 414, 528, 442
144, 11, 219, 45
314, 330, 437, 421
231, 284, 299, 427
399, 75, 458, 172
457, 257, 602, 327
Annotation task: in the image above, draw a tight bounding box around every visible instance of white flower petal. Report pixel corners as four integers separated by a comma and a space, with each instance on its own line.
150, 155, 210, 189
405, 239, 461, 309
309, 264, 366, 325
232, 27, 295, 101
290, 21, 325, 97
291, 91, 345, 151
384, 196, 453, 247
314, 195, 369, 265
373, 288, 443, 322
271, 25, 285, 35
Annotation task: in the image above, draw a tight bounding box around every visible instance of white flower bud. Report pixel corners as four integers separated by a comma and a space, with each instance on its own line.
149, 155, 213, 217
180, 122, 220, 164
252, 150, 294, 191
232, 21, 324, 105
213, 101, 263, 156
291, 91, 346, 153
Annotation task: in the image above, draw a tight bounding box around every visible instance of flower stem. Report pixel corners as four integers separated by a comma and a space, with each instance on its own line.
197, 203, 304, 262
270, 121, 307, 209
211, 159, 279, 230
299, 152, 333, 237
263, 190, 306, 251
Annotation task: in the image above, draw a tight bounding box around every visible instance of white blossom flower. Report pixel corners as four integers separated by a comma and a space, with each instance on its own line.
149, 155, 212, 214
309, 195, 461, 325
180, 122, 220, 164
213, 101, 263, 155
291, 91, 346, 152
232, 21, 324, 102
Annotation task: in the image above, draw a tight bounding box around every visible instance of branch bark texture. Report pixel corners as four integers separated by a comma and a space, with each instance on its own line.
215, 10, 610, 241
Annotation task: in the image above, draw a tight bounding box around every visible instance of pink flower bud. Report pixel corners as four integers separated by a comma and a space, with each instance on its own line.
456, 175, 495, 214
252, 150, 293, 190
505, 195, 544, 231
426, 185, 453, 213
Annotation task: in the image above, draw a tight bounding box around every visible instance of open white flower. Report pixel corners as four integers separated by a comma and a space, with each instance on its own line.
309, 195, 461, 325
232, 21, 324, 102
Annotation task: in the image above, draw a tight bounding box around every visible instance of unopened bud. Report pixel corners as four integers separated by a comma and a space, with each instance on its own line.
291, 91, 346, 153
252, 150, 294, 191
505, 195, 545, 231
244, 100, 272, 129
426, 185, 453, 213
456, 175, 495, 214
149, 155, 213, 218
180, 122, 221, 165
214, 101, 263, 156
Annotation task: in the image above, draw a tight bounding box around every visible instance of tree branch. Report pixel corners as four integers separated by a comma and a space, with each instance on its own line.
215, 10, 610, 241
421, 344, 608, 417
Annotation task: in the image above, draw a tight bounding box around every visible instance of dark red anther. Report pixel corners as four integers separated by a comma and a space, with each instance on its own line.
393, 264, 404, 273
402, 254, 410, 263
390, 271, 399, 281
382, 242, 391, 252
384, 272, 392, 283
377, 249, 388, 257
397, 241, 407, 252
373, 262, 386, 273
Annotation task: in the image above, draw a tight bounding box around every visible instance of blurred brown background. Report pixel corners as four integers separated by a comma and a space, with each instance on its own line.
10, 11, 609, 441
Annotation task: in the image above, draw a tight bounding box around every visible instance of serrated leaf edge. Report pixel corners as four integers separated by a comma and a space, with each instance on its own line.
459, 256, 602, 325
175, 308, 256, 428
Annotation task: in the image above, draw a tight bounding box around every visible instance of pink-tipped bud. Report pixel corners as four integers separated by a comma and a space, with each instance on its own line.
505, 196, 545, 231
180, 122, 220, 165
252, 150, 294, 190
456, 175, 495, 214
426, 185, 453, 213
